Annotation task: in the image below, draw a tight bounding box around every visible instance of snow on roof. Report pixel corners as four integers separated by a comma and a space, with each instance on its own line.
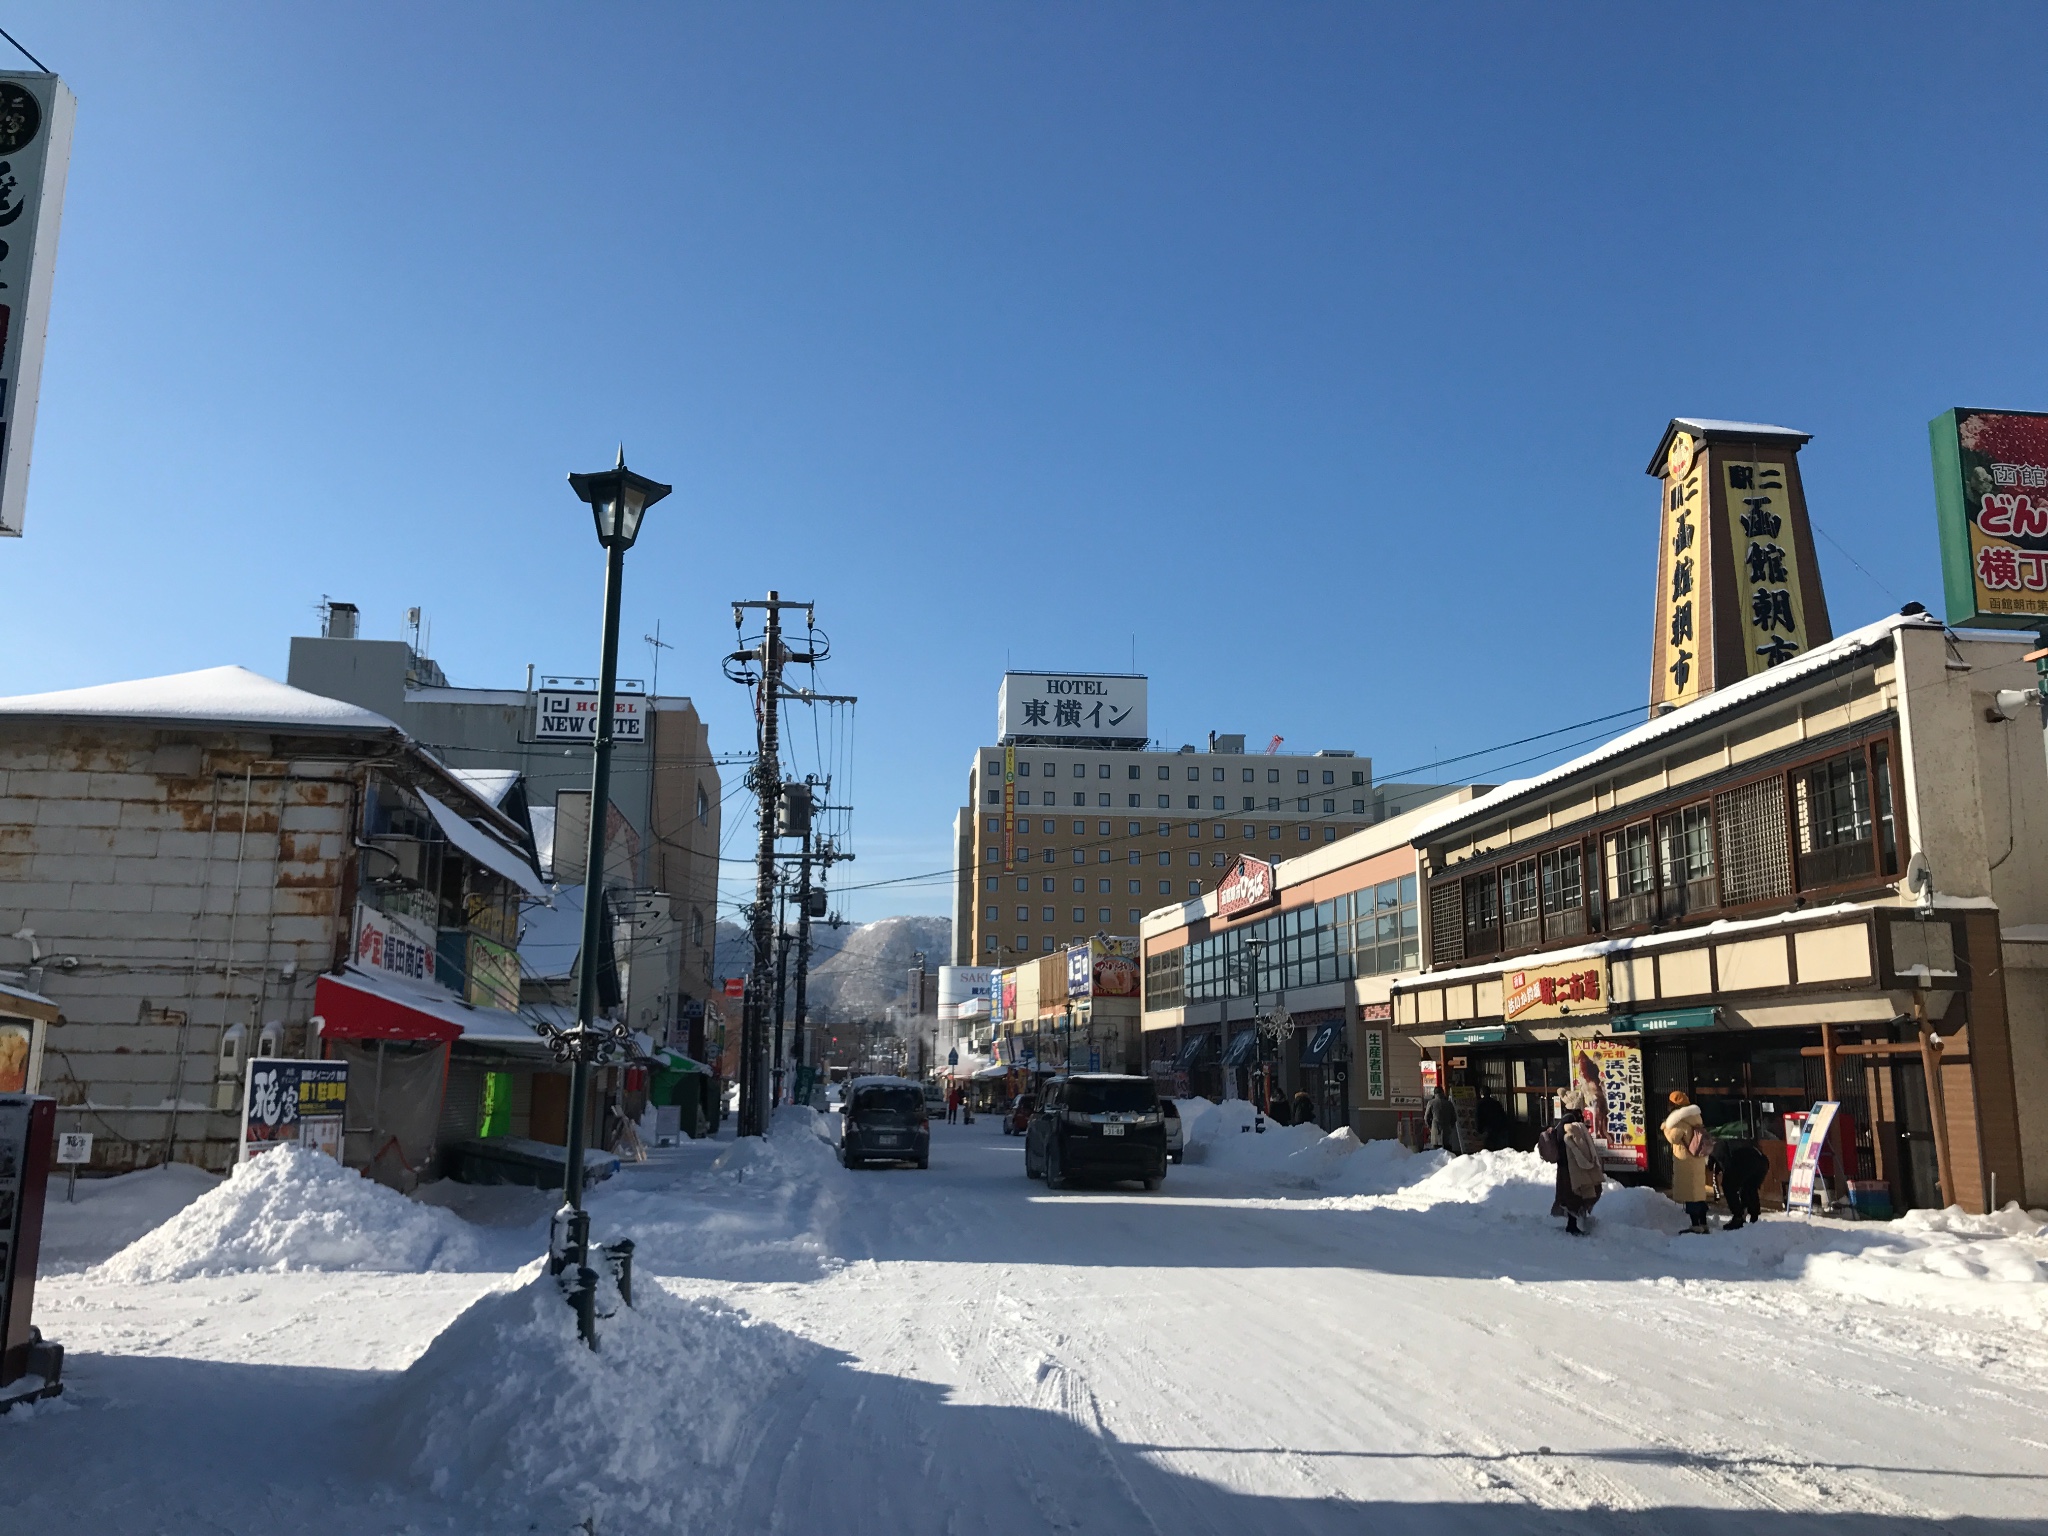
325, 964, 549, 1048
1671, 417, 1810, 440
448, 767, 521, 808
1411, 611, 1941, 844
420, 791, 548, 898
0, 665, 399, 734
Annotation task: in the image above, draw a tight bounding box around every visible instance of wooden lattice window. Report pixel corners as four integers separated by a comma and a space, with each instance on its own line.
1714, 776, 1791, 907
1429, 878, 1465, 966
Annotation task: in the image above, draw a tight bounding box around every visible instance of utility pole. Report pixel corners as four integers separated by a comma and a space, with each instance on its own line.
771, 873, 792, 1109
725, 592, 824, 1137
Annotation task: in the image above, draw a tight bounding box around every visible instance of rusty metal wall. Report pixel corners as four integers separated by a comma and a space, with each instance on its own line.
0, 723, 364, 1171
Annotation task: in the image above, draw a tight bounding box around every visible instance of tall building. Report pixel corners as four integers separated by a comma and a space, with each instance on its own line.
286, 604, 722, 1045
953, 671, 1453, 966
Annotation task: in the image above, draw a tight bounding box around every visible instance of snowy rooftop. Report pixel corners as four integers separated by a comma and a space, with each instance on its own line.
447, 767, 522, 808
1671, 417, 1809, 440
1412, 610, 1941, 844
0, 665, 401, 735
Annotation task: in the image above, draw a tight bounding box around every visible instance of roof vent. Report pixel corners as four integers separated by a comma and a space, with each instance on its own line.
322, 601, 359, 640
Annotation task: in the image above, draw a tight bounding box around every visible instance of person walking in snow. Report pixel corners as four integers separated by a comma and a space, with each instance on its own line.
1424, 1085, 1462, 1154
1291, 1090, 1318, 1131
946, 1086, 960, 1125
1709, 1136, 1769, 1230
1474, 1087, 1509, 1151
1663, 1091, 1713, 1233
1539, 1089, 1604, 1235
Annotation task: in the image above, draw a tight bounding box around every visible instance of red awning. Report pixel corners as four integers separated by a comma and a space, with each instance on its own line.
314, 972, 463, 1044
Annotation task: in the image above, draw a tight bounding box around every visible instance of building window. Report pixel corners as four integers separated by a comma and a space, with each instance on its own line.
1129, 909, 1141, 923
1322, 770, 1335, 784
1266, 796, 1279, 811
1158, 880, 1171, 895
985, 936, 998, 954
1042, 877, 1055, 892
986, 847, 999, 863
1540, 845, 1586, 941
1243, 796, 1255, 811
1096, 820, 1109, 835
1073, 763, 1086, 778
1187, 795, 1200, 810
1129, 851, 1140, 864
1212, 796, 1226, 811
1043, 850, 1056, 864
1212, 824, 1226, 838
1297, 770, 1310, 784
1245, 825, 1257, 838
1043, 763, 1054, 778
1269, 826, 1280, 839
1073, 907, 1086, 922
986, 905, 998, 921
1297, 798, 1310, 812
1017, 790, 1031, 805
1019, 845, 1033, 861
1099, 763, 1111, 778
1501, 857, 1541, 948
1099, 850, 1112, 863
987, 816, 1000, 833
1212, 767, 1225, 782
1128, 764, 1141, 779
1716, 776, 1791, 906
985, 876, 998, 891
1322, 799, 1335, 813
1128, 880, 1141, 894
1043, 937, 1056, 952
1099, 907, 1112, 922
1188, 881, 1201, 895
1158, 795, 1171, 809
1352, 799, 1365, 813
1183, 766, 1198, 781
1323, 827, 1335, 841
1793, 750, 1876, 888
1095, 793, 1108, 807
1189, 851, 1201, 865
985, 789, 1000, 804
1657, 802, 1717, 917
1158, 766, 1170, 780
1298, 826, 1312, 840
1212, 852, 1226, 866
1242, 768, 1255, 782
1042, 906, 1056, 922
1267, 768, 1279, 783
1017, 906, 1030, 920
1098, 878, 1111, 893
1351, 771, 1365, 786
1073, 850, 1086, 864
1073, 878, 1086, 893
1159, 852, 1171, 865
1128, 793, 1141, 808
1127, 821, 1141, 835
1066, 792, 1080, 807
988, 759, 1002, 776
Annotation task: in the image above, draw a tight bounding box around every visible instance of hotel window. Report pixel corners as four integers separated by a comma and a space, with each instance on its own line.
1324, 828, 1336, 841
1098, 908, 1112, 923
1656, 803, 1717, 918
1128, 794, 1141, 808
986, 847, 999, 862
1212, 796, 1226, 811
1158, 766, 1170, 780
986, 905, 998, 921
985, 789, 999, 804
1297, 798, 1310, 812
1098, 794, 1111, 807
1158, 880, 1171, 894
1187, 766, 1200, 781
1322, 799, 1334, 813
1098, 821, 1111, 835
1243, 796, 1255, 811
1017, 790, 1031, 805
1100, 850, 1112, 863
1128, 764, 1141, 779
1065, 792, 1080, 807
1099, 763, 1111, 778
1017, 761, 1030, 777
1212, 767, 1225, 781
1073, 907, 1086, 923
1018, 846, 1032, 861
1212, 852, 1227, 866
1604, 822, 1655, 928
1269, 826, 1281, 839
1189, 852, 1201, 865
1188, 881, 1201, 895
1042, 906, 1055, 922
1043, 763, 1055, 777
1073, 850, 1086, 864
1073, 820, 1086, 835
1323, 770, 1335, 785
1073, 878, 1086, 892
1128, 821, 1141, 835
985, 876, 998, 891
1351, 771, 1365, 786
1158, 795, 1171, 809
1043, 937, 1056, 952
1268, 768, 1280, 783
1297, 770, 1310, 783
1098, 879, 1111, 893
988, 759, 1002, 776
1159, 852, 1171, 865
1213, 824, 1227, 838
1043, 850, 1056, 864
985, 936, 998, 954
1129, 909, 1142, 923
1128, 880, 1141, 894
1298, 826, 1311, 840
1352, 799, 1365, 813
1501, 857, 1541, 949
1267, 796, 1279, 811
1042, 877, 1055, 891
1540, 844, 1586, 941
1242, 768, 1255, 782
1129, 851, 1140, 864
1073, 763, 1086, 778
1017, 906, 1030, 921
986, 816, 999, 833
1158, 822, 1171, 835
1244, 825, 1257, 838
1187, 795, 1201, 810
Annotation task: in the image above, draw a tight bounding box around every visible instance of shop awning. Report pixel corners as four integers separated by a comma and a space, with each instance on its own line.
655, 1049, 711, 1073
1299, 1020, 1344, 1067
314, 966, 547, 1049
1222, 1029, 1260, 1067
972, 1064, 1011, 1080
421, 791, 549, 899
1172, 1032, 1212, 1070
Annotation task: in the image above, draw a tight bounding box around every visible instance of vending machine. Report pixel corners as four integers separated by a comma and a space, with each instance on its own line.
0, 1093, 63, 1407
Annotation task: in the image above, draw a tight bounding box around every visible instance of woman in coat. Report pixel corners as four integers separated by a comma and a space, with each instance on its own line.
1290, 1090, 1318, 1131
1539, 1089, 1605, 1235
1663, 1091, 1712, 1233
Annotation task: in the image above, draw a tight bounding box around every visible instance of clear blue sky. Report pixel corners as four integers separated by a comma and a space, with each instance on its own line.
4, 4, 2046, 925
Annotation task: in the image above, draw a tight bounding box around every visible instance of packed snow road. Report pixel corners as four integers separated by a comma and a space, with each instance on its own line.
4, 1106, 2047, 1535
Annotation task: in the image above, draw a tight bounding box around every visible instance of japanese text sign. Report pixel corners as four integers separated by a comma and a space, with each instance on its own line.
354, 902, 436, 987
1570, 1039, 1647, 1172
1658, 431, 1706, 707
1932, 409, 2048, 628
535, 689, 645, 743
240, 1058, 349, 1162
998, 672, 1147, 744
1215, 856, 1277, 919
1723, 458, 1811, 675
1501, 960, 1606, 1022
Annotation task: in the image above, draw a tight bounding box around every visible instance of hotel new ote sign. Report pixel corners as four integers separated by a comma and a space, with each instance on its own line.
1216, 856, 1277, 919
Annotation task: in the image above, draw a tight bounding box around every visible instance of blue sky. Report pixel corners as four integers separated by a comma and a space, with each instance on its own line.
3, 4, 2046, 925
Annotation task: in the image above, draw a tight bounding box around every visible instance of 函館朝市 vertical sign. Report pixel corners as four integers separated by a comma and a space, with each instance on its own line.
1657, 431, 1705, 707
1931, 408, 2048, 628
1722, 455, 1812, 674
0, 74, 74, 538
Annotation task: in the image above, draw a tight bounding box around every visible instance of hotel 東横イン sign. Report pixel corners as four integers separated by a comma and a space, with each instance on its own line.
1930, 408, 2048, 629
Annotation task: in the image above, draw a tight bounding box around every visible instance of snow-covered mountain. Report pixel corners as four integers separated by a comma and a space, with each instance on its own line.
714, 914, 951, 1020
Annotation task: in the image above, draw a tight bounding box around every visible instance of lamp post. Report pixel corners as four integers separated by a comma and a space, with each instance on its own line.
538, 448, 671, 1348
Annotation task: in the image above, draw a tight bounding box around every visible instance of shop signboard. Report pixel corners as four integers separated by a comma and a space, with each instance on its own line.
1785, 1100, 1840, 1213
240, 1058, 348, 1162
354, 902, 436, 986
1931, 408, 2048, 629
534, 676, 645, 743
1444, 1026, 1508, 1046
723, 977, 745, 998
1363, 1028, 1385, 1102
0, 1018, 37, 1093
1567, 1039, 1647, 1172
997, 672, 1147, 744
1065, 938, 1138, 999
1501, 960, 1606, 1023
467, 934, 520, 1011
0, 74, 76, 539
938, 966, 992, 1020
1215, 856, 1277, 919
1611, 1007, 1718, 1035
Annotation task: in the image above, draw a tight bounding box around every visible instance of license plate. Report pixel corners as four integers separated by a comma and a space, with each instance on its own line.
1102, 1124, 1124, 1137
875, 1134, 901, 1144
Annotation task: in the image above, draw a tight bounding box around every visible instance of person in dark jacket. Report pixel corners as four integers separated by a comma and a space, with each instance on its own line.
1423, 1087, 1462, 1154
1290, 1090, 1318, 1131
1539, 1090, 1604, 1235
1474, 1089, 1510, 1151
1710, 1138, 1771, 1229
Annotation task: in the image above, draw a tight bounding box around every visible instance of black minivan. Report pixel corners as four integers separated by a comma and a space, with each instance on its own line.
840, 1077, 930, 1169
1024, 1074, 1166, 1190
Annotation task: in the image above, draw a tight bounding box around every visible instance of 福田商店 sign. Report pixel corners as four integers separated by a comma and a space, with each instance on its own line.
1501, 960, 1607, 1023
1931, 408, 2048, 629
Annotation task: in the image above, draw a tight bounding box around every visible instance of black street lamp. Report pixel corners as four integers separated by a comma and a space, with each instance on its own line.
538, 448, 671, 1348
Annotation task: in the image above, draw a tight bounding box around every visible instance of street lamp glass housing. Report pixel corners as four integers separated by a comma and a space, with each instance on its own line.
567, 451, 673, 550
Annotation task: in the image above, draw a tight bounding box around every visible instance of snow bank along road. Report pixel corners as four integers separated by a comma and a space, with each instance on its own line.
5, 1108, 2047, 1536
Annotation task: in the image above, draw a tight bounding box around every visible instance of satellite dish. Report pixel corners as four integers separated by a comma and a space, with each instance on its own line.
1905, 852, 1932, 898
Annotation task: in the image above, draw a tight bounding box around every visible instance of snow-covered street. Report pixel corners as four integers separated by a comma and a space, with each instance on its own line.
6, 1109, 2048, 1535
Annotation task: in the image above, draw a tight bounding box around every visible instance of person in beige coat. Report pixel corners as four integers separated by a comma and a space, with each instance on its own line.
1664, 1091, 1711, 1233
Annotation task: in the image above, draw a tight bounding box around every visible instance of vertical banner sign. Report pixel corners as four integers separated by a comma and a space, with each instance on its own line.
1656, 430, 1705, 708
1930, 409, 2048, 629
1002, 744, 1016, 872
1569, 1039, 1648, 1172
240, 1058, 349, 1162
1364, 1027, 1385, 1102
1785, 1100, 1840, 1213
0, 75, 74, 538
1723, 457, 1810, 673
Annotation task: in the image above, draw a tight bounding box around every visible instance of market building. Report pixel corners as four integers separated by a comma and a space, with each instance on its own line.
1138, 789, 1488, 1134
951, 671, 1453, 967
1388, 418, 2048, 1215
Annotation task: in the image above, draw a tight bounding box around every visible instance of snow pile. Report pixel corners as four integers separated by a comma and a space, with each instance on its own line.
1318, 1136, 1447, 1197
35, 1162, 221, 1272
1378, 1146, 1557, 1217
710, 1105, 841, 1181
97, 1144, 484, 1281
383, 1266, 811, 1530
1177, 1098, 1327, 1174
1790, 1205, 2048, 1321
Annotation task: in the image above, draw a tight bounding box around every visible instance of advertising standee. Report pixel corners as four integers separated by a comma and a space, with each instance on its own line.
240, 1058, 350, 1162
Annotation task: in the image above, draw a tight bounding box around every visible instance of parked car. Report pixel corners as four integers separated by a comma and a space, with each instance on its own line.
1024, 1074, 1166, 1191
1003, 1093, 1038, 1136
923, 1079, 947, 1119
840, 1076, 930, 1169
1162, 1098, 1183, 1163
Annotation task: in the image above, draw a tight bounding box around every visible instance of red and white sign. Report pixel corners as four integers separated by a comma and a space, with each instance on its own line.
353, 902, 436, 986
723, 976, 746, 998
1215, 856, 1278, 919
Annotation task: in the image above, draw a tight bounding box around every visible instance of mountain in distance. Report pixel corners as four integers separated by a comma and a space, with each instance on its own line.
713, 915, 952, 1022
